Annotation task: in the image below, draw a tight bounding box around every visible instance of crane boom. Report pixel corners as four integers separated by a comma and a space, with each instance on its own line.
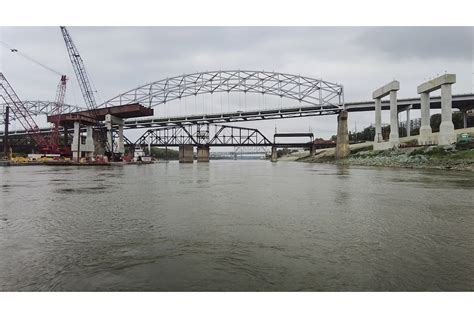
50, 75, 67, 151
60, 26, 97, 110
0, 72, 50, 150
60, 26, 110, 155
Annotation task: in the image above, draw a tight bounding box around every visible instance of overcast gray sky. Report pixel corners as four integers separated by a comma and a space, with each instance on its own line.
1, 27, 473, 139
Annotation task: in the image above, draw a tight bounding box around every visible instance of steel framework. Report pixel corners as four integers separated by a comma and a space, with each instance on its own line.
100, 70, 345, 109
1, 100, 83, 125
134, 124, 272, 147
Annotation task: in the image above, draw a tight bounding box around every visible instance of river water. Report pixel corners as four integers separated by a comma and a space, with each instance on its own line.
0, 161, 473, 291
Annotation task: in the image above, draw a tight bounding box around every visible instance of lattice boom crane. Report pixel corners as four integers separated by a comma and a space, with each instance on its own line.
0, 72, 51, 152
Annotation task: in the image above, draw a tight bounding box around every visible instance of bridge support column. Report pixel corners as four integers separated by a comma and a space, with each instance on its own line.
71, 121, 81, 162
84, 125, 95, 157
374, 98, 382, 143
105, 114, 125, 157
417, 74, 456, 146
197, 145, 210, 162
271, 146, 278, 162
117, 122, 125, 154
439, 83, 456, 145
179, 144, 194, 163
419, 92, 432, 145
463, 110, 468, 129
310, 144, 316, 156
372, 80, 400, 150
335, 110, 350, 159
389, 90, 400, 147
406, 107, 411, 137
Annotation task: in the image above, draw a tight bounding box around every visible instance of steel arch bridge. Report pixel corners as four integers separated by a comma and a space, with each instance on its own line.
1, 100, 84, 125
100, 70, 345, 110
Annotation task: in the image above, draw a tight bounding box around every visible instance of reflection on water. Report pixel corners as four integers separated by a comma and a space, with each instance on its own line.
0, 162, 473, 291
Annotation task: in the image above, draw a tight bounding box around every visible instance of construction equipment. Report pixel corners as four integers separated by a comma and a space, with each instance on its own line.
49, 75, 69, 154
0, 72, 53, 153
59, 26, 110, 156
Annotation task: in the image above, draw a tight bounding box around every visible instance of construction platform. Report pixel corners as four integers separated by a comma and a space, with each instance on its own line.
46, 103, 154, 126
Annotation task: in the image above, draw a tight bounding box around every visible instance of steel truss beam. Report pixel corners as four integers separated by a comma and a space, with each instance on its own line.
100, 70, 344, 109
134, 124, 272, 147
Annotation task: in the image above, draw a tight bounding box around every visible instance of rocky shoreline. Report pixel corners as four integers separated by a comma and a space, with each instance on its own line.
297, 143, 474, 171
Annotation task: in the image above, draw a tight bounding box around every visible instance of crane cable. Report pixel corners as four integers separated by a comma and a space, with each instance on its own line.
0, 40, 63, 76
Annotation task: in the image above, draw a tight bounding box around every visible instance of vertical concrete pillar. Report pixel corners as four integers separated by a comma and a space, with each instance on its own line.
105, 114, 113, 153
197, 145, 210, 162
117, 123, 125, 154
271, 146, 278, 162
438, 83, 456, 145
374, 98, 382, 143
310, 144, 315, 156
406, 108, 411, 137
463, 110, 468, 129
335, 110, 350, 159
71, 121, 81, 161
84, 125, 95, 156
179, 144, 194, 163
419, 92, 432, 144
417, 74, 456, 145
389, 90, 399, 147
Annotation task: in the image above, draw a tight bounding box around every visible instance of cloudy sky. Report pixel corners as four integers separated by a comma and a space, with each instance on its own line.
1, 27, 473, 139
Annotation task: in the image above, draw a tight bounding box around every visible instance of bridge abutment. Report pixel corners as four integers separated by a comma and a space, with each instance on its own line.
335, 110, 350, 159
197, 145, 210, 162
179, 144, 194, 163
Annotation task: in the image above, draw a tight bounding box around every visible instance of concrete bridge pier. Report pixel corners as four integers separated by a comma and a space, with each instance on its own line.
105, 114, 125, 156
405, 106, 411, 137
71, 121, 81, 162
197, 145, 210, 162
271, 146, 278, 162
417, 74, 456, 146
179, 144, 194, 163
372, 80, 400, 150
310, 144, 316, 156
84, 125, 95, 158
335, 110, 350, 159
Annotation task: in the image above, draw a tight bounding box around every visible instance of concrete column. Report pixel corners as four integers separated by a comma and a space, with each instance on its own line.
179, 144, 193, 163
438, 83, 456, 145
71, 121, 80, 161
463, 110, 468, 129
374, 98, 382, 143
310, 145, 315, 156
389, 90, 399, 147
105, 114, 113, 153
271, 146, 278, 162
117, 123, 125, 154
197, 145, 210, 162
335, 110, 350, 159
406, 108, 411, 137
84, 125, 95, 156
419, 92, 432, 144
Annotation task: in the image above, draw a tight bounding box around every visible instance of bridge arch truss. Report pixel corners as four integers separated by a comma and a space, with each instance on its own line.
101, 70, 344, 110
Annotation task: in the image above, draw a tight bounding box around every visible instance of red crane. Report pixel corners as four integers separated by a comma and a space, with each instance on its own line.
0, 72, 51, 153
0, 72, 69, 155
49, 75, 68, 153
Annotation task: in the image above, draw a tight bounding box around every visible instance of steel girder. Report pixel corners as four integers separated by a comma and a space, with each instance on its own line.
100, 70, 344, 109
1, 100, 83, 124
